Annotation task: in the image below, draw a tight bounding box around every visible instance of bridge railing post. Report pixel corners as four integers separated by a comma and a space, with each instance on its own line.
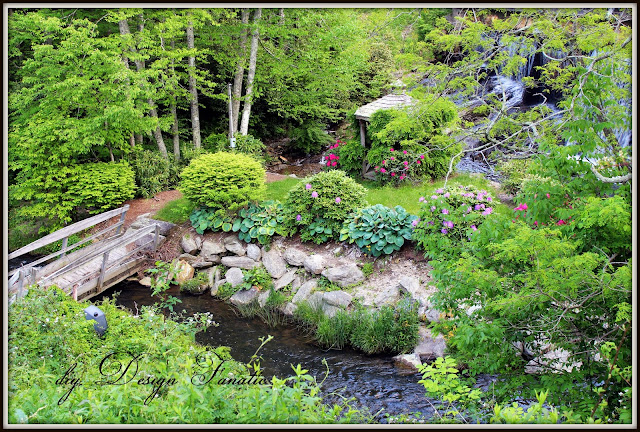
116, 205, 129, 236
97, 251, 110, 292
153, 225, 159, 250
59, 237, 69, 258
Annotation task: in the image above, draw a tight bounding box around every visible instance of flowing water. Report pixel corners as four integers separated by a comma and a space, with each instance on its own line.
100, 281, 440, 422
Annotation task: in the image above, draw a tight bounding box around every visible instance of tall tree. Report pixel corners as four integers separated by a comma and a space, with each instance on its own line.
231, 8, 249, 135
239, 8, 261, 136
117, 13, 169, 159
186, 15, 201, 149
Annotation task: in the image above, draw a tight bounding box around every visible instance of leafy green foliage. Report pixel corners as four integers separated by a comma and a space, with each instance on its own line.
340, 204, 417, 257
413, 185, 497, 260
180, 152, 265, 216
179, 272, 209, 295
8, 287, 369, 424
232, 201, 289, 245
204, 133, 266, 163
366, 97, 461, 184
331, 138, 365, 176
130, 148, 181, 198
69, 161, 136, 214
283, 170, 368, 244
496, 159, 532, 195
147, 260, 182, 313
288, 120, 333, 155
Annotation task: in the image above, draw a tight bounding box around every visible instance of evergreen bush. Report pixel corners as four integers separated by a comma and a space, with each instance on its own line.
130, 148, 181, 198
283, 170, 368, 244
69, 161, 136, 214
180, 152, 265, 217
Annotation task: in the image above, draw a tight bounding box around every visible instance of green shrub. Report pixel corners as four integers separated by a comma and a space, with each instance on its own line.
289, 120, 333, 155
232, 201, 289, 244
69, 161, 136, 214
283, 170, 368, 244
180, 152, 266, 217
129, 148, 180, 198
496, 158, 531, 195
325, 138, 365, 176
413, 185, 497, 260
217, 282, 241, 301
315, 310, 354, 350
365, 98, 462, 184
340, 204, 417, 257
204, 133, 266, 162
179, 272, 209, 295
8, 287, 368, 424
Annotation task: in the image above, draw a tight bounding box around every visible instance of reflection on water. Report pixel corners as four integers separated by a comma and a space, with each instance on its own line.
101, 281, 436, 422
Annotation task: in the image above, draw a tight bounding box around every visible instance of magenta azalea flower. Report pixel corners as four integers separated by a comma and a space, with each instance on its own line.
391, 172, 396, 177
442, 208, 449, 215
441, 228, 448, 234
390, 148, 395, 152
411, 219, 419, 227
380, 168, 387, 173
546, 193, 551, 199
331, 161, 337, 166
436, 188, 444, 194
430, 206, 436, 212
419, 196, 425, 202
403, 150, 408, 155
443, 192, 450, 198
311, 191, 318, 198
335, 197, 341, 203
296, 214, 302, 221
471, 225, 477, 231
306, 184, 312, 190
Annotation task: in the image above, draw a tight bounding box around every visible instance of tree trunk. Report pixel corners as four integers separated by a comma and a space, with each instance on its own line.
239, 8, 261, 136
118, 18, 168, 159
186, 19, 201, 149
232, 9, 250, 135
170, 39, 180, 161
279, 8, 285, 25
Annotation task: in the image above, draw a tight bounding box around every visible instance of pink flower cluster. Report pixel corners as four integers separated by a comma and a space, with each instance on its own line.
326, 140, 344, 168
373, 148, 426, 183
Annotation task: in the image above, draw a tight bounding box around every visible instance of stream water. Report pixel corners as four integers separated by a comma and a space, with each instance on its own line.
100, 281, 439, 422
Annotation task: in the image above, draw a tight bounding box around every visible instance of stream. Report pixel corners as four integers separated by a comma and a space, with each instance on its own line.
100, 281, 440, 422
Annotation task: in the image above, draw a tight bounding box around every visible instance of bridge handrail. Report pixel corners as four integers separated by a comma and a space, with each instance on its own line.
36, 224, 158, 287
8, 205, 129, 261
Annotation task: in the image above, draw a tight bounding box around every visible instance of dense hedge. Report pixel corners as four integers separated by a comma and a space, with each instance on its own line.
69, 161, 136, 214
180, 152, 266, 216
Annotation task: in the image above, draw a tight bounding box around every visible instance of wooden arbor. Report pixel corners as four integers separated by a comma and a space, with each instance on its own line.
354, 93, 415, 179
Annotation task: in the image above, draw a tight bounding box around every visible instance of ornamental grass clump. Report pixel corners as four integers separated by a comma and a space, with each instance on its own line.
180, 152, 265, 217
413, 185, 498, 260
283, 170, 368, 244
340, 204, 417, 257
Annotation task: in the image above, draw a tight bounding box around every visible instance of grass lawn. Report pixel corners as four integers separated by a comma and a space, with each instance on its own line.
154, 172, 511, 224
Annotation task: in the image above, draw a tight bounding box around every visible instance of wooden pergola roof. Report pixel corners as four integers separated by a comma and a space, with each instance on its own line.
354, 93, 415, 122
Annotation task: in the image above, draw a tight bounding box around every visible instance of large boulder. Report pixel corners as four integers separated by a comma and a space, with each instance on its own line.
321, 264, 365, 287
291, 279, 318, 304
225, 268, 244, 288
262, 249, 287, 279
374, 285, 401, 306
174, 260, 195, 284
203, 266, 221, 289
322, 291, 352, 308
224, 236, 246, 256
178, 253, 198, 263
414, 326, 446, 364
221, 256, 260, 270
397, 276, 431, 317
257, 290, 270, 308
200, 239, 226, 258
303, 255, 325, 275
274, 269, 297, 291
246, 244, 262, 261
139, 276, 152, 287
283, 248, 307, 266
229, 286, 260, 307
211, 278, 226, 296
181, 234, 199, 255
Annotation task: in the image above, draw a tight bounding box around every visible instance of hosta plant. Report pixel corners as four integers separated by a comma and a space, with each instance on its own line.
232, 201, 289, 245
340, 204, 418, 256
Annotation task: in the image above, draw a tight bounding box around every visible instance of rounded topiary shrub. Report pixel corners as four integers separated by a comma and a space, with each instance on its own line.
69, 161, 136, 214
180, 152, 265, 216
283, 170, 368, 244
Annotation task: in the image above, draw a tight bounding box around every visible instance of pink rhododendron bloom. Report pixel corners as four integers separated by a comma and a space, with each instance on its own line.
382, 160, 387, 165
431, 195, 438, 200
420, 154, 425, 159
296, 214, 302, 221
403, 161, 409, 166
471, 225, 477, 231
399, 175, 405, 180
335, 197, 341, 203
311, 191, 318, 198
411, 219, 419, 227
391, 172, 396, 177
436, 188, 444, 194
482, 207, 493, 215
442, 208, 449, 215
306, 184, 312, 189
534, 221, 538, 226
430, 206, 436, 212
390, 148, 394, 152
443, 192, 450, 198
403, 150, 408, 154
416, 160, 421, 164
546, 193, 551, 199
331, 161, 337, 166
557, 219, 566, 226
375, 166, 379, 171
419, 196, 425, 202
487, 196, 492, 202
380, 168, 387, 173
441, 228, 448, 234
427, 221, 434, 225
467, 206, 472, 213
390, 157, 395, 161
326, 162, 331, 167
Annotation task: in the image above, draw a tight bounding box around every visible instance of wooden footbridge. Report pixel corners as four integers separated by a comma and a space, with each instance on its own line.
8, 205, 163, 303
